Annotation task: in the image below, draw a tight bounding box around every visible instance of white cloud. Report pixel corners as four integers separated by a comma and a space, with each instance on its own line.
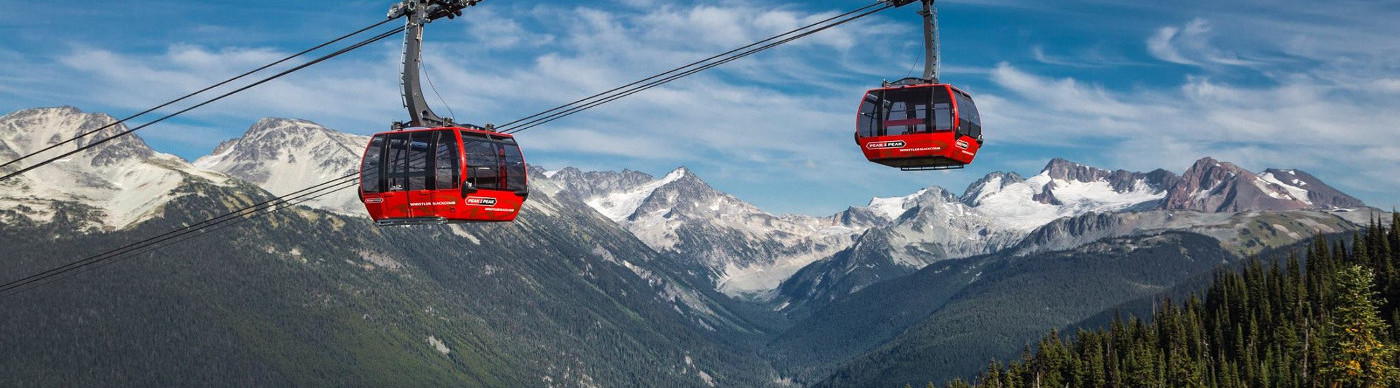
990, 63, 1142, 119
52, 44, 404, 131
1147, 25, 1196, 66
1147, 18, 1264, 69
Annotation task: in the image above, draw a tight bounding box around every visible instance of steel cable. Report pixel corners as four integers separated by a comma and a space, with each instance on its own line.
0, 1, 900, 297
0, 25, 407, 182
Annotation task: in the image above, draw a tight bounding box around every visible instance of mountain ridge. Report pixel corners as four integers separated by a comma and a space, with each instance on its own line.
194, 117, 368, 215
1, 106, 1385, 387
0, 107, 233, 230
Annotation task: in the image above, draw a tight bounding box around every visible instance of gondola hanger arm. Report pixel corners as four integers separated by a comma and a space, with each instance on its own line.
919, 0, 939, 83
388, 0, 483, 130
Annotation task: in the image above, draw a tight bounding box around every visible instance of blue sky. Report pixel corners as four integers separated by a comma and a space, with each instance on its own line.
2, 0, 1398, 215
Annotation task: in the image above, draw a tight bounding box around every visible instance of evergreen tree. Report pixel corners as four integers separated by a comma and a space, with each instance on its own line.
1320, 265, 1399, 388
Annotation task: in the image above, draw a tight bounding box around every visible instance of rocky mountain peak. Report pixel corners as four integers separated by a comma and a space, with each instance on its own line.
0, 107, 229, 229
1161, 157, 1325, 212
546, 167, 657, 201
0, 107, 157, 168
215, 118, 353, 162
1259, 168, 1364, 209
663, 166, 707, 188
624, 168, 727, 221
1182, 157, 1244, 184
834, 206, 886, 228
1038, 158, 1178, 194
1024, 159, 1169, 207
248, 117, 322, 135
193, 118, 366, 215
960, 171, 1026, 207
1041, 158, 1108, 183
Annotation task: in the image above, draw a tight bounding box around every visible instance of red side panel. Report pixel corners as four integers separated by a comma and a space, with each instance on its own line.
858, 133, 979, 166
363, 191, 412, 220
452, 190, 523, 222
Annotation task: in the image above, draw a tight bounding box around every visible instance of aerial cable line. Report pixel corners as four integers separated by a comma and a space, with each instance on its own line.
0, 173, 362, 297
501, 3, 894, 135
0, 24, 407, 183
495, 0, 890, 132
0, 18, 398, 177
1, 150, 429, 297
0, 181, 360, 298
0, 1, 902, 297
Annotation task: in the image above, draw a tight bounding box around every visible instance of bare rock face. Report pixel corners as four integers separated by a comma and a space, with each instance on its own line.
1162, 157, 1310, 212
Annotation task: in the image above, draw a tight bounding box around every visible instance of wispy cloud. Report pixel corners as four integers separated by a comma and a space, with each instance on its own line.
1147, 18, 1263, 68
1030, 45, 1146, 68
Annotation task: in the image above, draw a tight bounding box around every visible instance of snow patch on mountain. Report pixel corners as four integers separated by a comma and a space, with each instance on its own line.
867, 189, 927, 220
0, 107, 231, 229
773, 157, 1371, 311
194, 118, 368, 215
585, 168, 689, 222
962, 164, 1168, 231
1259, 171, 1313, 205
961, 177, 1060, 231
552, 167, 878, 297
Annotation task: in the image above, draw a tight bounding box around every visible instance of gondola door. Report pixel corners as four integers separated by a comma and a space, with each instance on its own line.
425, 130, 462, 217
380, 132, 415, 219
404, 131, 437, 218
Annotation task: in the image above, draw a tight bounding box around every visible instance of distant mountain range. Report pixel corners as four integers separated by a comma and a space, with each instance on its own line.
0, 108, 775, 386
0, 106, 1382, 386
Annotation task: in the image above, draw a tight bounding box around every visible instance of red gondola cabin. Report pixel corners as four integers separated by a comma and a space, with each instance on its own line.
359, 127, 528, 226
856, 79, 982, 170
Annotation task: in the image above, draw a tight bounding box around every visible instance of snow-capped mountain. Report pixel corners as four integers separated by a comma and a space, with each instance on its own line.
0, 108, 779, 386
1259, 168, 1365, 209
12, 106, 1363, 307
772, 156, 1370, 313
546, 167, 657, 203
194, 118, 368, 215
773, 186, 1026, 316
0, 107, 230, 230
550, 155, 1370, 307
962, 158, 1178, 230
547, 167, 881, 297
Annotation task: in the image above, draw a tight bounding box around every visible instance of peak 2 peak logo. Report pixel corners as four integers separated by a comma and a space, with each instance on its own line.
465, 197, 498, 206
866, 140, 907, 150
